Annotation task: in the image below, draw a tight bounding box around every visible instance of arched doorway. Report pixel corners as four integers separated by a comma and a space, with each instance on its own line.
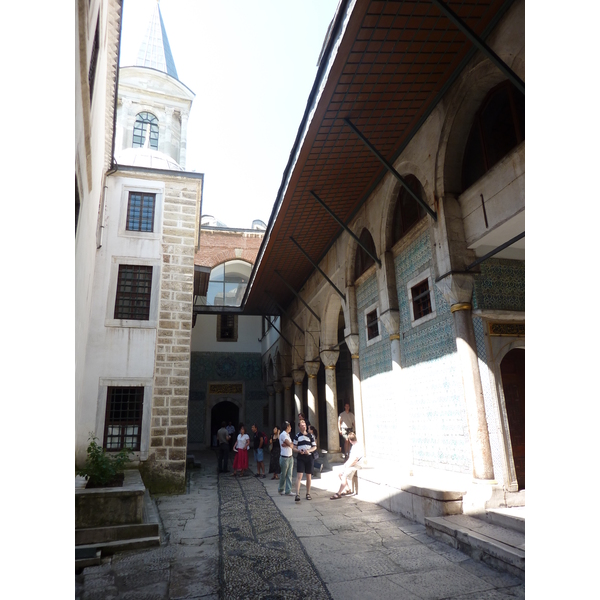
500, 348, 525, 490
210, 400, 239, 447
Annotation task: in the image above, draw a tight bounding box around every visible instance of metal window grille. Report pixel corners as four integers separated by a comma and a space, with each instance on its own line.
411, 280, 432, 320
114, 265, 153, 320
132, 112, 159, 149
104, 387, 143, 451
88, 20, 100, 104
126, 192, 156, 232
218, 314, 237, 341
366, 309, 379, 340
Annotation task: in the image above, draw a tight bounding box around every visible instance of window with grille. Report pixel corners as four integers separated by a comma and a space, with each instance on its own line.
366, 309, 379, 341
392, 175, 427, 244
114, 265, 153, 320
217, 314, 238, 342
126, 192, 156, 232
411, 280, 432, 320
104, 386, 143, 451
132, 112, 159, 149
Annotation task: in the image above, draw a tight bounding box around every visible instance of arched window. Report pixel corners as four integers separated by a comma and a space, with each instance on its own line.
132, 112, 159, 150
392, 175, 427, 245
354, 228, 377, 281
206, 260, 252, 307
462, 81, 525, 191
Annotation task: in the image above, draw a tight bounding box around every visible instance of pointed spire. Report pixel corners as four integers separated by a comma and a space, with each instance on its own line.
136, 0, 179, 80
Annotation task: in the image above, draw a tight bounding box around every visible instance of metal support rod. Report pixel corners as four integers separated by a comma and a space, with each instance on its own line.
310, 191, 382, 267
343, 118, 438, 222
265, 293, 305, 336
465, 231, 525, 271
274, 270, 321, 323
431, 0, 524, 94
290, 237, 346, 301
264, 317, 294, 351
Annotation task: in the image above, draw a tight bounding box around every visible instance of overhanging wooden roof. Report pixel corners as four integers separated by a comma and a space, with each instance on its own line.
243, 0, 515, 316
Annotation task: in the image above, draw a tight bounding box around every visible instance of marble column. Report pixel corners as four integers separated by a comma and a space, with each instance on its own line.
304, 361, 320, 431
452, 301, 495, 481
273, 381, 284, 430
179, 111, 189, 169
345, 334, 366, 456
282, 376, 294, 424
291, 369, 305, 420
320, 350, 340, 454
267, 385, 275, 431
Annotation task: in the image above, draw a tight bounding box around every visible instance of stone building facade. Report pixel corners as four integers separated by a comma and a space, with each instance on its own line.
254, 0, 525, 511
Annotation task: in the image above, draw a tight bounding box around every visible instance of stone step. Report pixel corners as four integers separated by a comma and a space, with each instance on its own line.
76, 536, 160, 556
425, 514, 525, 580
480, 507, 525, 533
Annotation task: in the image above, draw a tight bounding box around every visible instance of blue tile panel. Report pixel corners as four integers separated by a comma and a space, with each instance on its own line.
188, 352, 267, 444
472, 258, 525, 311
356, 229, 471, 473
356, 273, 392, 381
473, 315, 506, 485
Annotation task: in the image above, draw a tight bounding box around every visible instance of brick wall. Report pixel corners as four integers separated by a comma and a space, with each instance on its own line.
194, 229, 263, 268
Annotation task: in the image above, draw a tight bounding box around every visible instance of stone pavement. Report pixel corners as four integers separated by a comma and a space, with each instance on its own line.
76, 450, 525, 599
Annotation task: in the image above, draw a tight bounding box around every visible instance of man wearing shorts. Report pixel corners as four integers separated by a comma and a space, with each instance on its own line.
330, 432, 363, 499
292, 419, 316, 502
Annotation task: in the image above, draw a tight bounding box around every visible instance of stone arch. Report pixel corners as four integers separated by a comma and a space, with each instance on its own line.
267, 356, 275, 384
345, 217, 378, 286
381, 161, 435, 252
435, 35, 525, 198
304, 313, 321, 363
292, 326, 305, 370
275, 351, 283, 380
320, 292, 345, 350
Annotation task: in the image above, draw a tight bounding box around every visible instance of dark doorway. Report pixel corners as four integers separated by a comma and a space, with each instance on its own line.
211, 400, 239, 447
500, 348, 525, 490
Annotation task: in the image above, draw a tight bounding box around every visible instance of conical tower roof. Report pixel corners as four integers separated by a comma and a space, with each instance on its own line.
136, 1, 179, 80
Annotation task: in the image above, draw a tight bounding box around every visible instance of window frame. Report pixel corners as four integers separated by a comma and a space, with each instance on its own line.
97, 378, 153, 460
126, 191, 156, 233
113, 264, 153, 321
105, 257, 161, 328
103, 386, 144, 452
392, 175, 427, 245
217, 314, 238, 342
118, 183, 163, 240
363, 302, 382, 347
406, 268, 437, 328
132, 111, 159, 150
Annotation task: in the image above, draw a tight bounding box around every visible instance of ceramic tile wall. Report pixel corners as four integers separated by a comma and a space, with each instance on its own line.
473, 258, 525, 311
188, 352, 267, 444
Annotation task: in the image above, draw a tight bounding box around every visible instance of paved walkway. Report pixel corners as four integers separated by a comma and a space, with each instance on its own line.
76, 451, 525, 599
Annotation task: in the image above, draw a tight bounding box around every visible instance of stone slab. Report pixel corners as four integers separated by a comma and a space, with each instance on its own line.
328, 575, 423, 600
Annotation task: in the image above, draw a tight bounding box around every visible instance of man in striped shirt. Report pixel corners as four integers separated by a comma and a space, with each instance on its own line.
292, 419, 317, 502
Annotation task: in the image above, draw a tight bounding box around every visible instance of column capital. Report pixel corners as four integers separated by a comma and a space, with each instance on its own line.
291, 369, 305, 384
266, 385, 275, 395
345, 333, 360, 356
379, 308, 400, 336
273, 381, 284, 393
435, 272, 474, 306
281, 376, 293, 390
304, 361, 320, 378
320, 349, 339, 368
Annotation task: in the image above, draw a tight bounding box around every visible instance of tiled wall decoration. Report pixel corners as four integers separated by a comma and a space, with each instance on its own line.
472, 258, 525, 311
188, 352, 267, 444
356, 273, 392, 381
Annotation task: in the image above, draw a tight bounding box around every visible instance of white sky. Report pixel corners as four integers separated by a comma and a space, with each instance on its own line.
120, 0, 339, 229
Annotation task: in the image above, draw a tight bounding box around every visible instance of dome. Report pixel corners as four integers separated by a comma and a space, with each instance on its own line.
115, 147, 184, 171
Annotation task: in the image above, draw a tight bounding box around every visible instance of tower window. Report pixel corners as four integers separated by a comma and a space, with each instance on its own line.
126, 192, 156, 232
114, 265, 153, 320
133, 112, 159, 150
104, 386, 143, 451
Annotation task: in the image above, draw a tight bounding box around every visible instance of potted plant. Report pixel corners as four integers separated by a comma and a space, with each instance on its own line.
77, 435, 133, 488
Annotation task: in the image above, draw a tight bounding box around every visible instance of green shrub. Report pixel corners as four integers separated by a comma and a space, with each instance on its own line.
77, 434, 133, 487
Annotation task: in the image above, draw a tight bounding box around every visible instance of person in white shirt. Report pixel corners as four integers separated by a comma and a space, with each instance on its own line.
278, 421, 294, 496
330, 432, 363, 499
338, 402, 355, 458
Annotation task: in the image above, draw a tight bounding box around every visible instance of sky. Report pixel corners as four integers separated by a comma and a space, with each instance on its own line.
119, 0, 339, 229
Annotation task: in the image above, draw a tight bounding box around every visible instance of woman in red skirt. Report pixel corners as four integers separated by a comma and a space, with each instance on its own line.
232, 424, 250, 476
